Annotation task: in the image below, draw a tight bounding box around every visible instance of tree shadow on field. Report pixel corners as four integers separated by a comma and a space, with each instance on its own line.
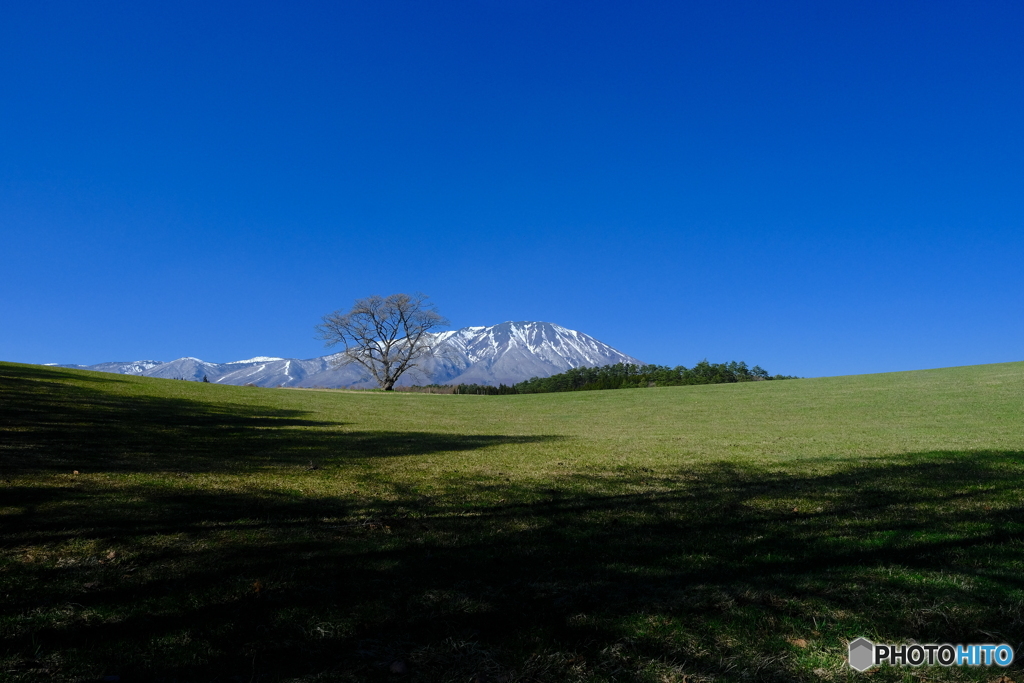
0, 363, 552, 474
6, 455, 1024, 683
3, 365, 1024, 682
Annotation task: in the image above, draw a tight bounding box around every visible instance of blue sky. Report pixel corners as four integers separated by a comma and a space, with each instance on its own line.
2, 0, 1022, 377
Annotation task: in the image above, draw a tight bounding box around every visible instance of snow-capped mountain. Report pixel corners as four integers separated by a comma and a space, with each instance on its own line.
415, 321, 642, 386
49, 360, 165, 375
55, 321, 642, 388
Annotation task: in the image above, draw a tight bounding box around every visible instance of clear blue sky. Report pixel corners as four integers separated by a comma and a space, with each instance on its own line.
2, 1, 1022, 377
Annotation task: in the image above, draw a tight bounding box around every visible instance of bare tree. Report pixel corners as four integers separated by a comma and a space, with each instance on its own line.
315, 293, 449, 391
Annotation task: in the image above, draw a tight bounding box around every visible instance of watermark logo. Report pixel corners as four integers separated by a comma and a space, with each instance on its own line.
848, 638, 1014, 671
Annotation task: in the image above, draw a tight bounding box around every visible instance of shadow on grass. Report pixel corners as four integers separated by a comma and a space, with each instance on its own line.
0, 363, 555, 474
2, 365, 1024, 682
5, 454, 1024, 682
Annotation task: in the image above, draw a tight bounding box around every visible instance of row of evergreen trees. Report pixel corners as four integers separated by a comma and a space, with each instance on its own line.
394, 383, 519, 395
512, 361, 797, 394
406, 361, 797, 395
453, 383, 519, 395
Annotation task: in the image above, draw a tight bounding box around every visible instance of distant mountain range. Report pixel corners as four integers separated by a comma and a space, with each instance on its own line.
51, 321, 643, 388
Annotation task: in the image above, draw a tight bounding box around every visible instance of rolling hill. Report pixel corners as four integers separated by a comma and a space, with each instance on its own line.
3, 360, 1022, 681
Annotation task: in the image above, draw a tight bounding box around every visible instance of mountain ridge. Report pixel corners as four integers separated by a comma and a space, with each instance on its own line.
51, 321, 643, 388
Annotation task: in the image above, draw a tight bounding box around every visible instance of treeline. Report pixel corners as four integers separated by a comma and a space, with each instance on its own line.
402, 361, 797, 395
514, 361, 796, 394
395, 383, 518, 395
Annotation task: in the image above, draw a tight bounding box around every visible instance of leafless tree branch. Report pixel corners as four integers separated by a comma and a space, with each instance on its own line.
314, 293, 449, 390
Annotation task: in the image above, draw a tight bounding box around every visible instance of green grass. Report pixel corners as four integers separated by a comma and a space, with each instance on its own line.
2, 360, 1023, 682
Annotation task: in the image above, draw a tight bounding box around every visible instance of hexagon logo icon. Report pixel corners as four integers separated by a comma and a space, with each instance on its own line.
848, 637, 875, 671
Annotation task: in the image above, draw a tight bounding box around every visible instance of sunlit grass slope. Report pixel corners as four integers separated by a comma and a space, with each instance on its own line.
2, 361, 1023, 682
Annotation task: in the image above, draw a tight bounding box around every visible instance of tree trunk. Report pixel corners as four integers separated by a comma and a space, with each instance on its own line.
382, 379, 396, 391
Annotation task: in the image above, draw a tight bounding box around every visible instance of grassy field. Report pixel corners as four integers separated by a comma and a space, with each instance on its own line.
2, 360, 1023, 682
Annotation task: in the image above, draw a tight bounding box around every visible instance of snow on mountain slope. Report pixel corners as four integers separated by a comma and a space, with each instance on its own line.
419, 321, 642, 386
49, 360, 165, 375
58, 322, 642, 388
143, 358, 224, 381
